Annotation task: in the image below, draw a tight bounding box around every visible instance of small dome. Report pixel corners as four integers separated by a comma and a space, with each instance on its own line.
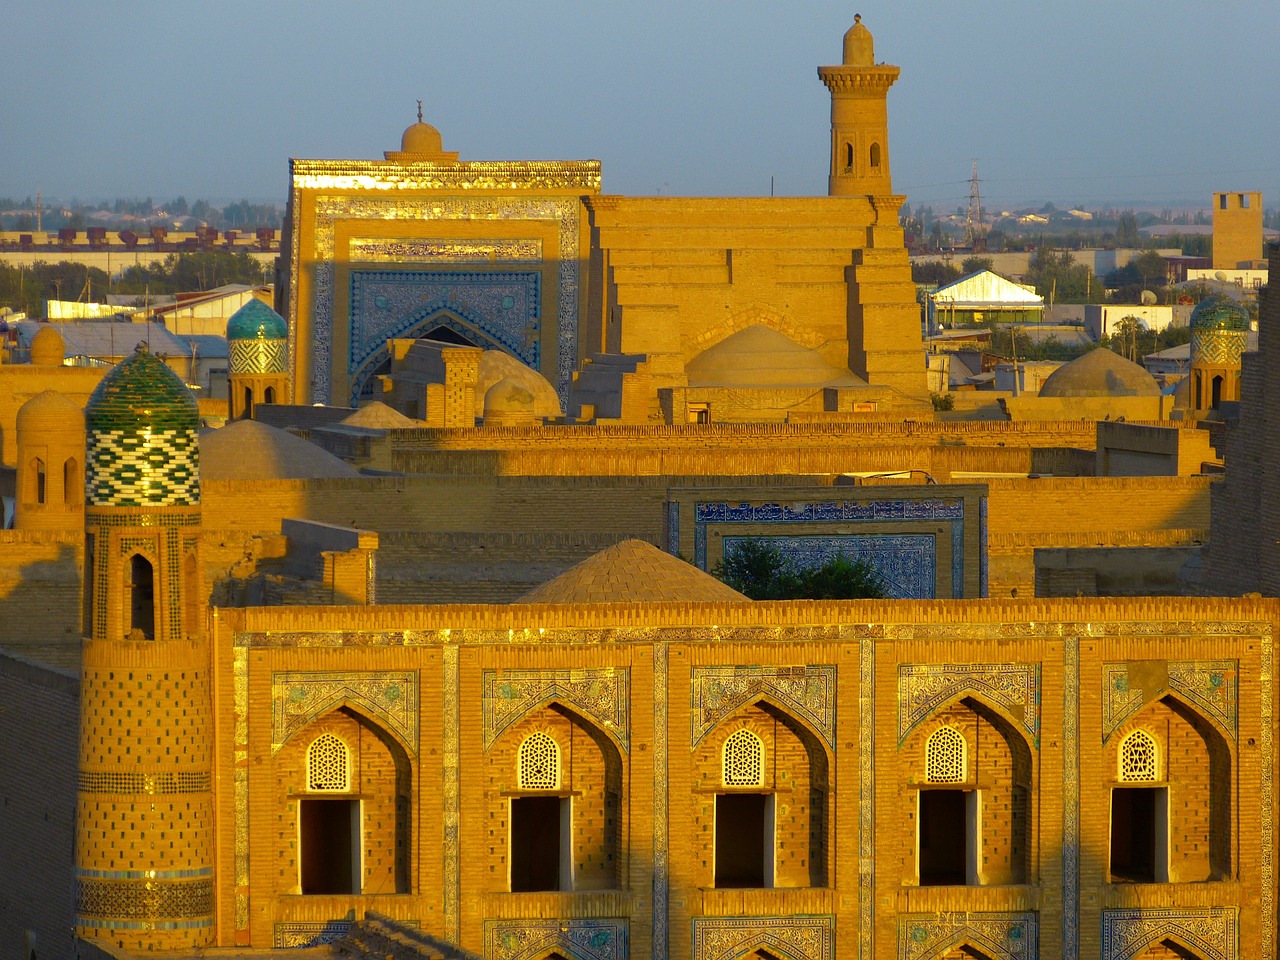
475, 351, 562, 418
687, 325, 867, 389
85, 345, 199, 433
17, 390, 82, 436
843, 14, 875, 66
84, 345, 200, 507
1190, 294, 1249, 333
483, 378, 537, 426
401, 120, 443, 155
515, 539, 749, 604
341, 401, 420, 429
1038, 348, 1160, 398
226, 299, 287, 341
200, 419, 360, 481
29, 325, 65, 366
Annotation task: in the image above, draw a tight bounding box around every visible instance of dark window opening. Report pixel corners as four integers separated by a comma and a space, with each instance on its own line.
127, 554, 155, 640
300, 798, 360, 894
243, 385, 254, 418
843, 142, 854, 172
870, 142, 882, 169
510, 795, 566, 892
264, 386, 276, 404
423, 326, 476, 347
919, 789, 971, 885
1240, 194, 1250, 208
1211, 375, 1223, 409
715, 793, 773, 888
1220, 195, 1229, 210
33, 458, 46, 504
1111, 787, 1166, 883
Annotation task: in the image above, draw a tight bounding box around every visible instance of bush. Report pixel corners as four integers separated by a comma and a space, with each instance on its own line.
714, 539, 887, 600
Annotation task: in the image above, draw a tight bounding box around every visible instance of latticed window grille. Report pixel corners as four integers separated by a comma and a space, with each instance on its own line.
307, 734, 350, 792
925, 726, 968, 783
722, 729, 765, 787
518, 732, 561, 790
1119, 730, 1159, 782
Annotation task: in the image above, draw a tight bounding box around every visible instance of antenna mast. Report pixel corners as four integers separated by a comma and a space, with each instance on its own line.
966, 160, 984, 245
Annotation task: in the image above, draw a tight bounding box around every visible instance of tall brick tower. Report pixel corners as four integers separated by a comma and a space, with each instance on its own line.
14, 390, 84, 532
227, 298, 290, 419
75, 345, 215, 949
818, 14, 899, 197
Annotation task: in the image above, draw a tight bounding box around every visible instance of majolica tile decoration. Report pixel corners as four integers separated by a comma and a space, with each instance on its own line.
84, 346, 200, 508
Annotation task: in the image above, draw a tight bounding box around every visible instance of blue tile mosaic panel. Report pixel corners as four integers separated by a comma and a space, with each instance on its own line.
348, 269, 540, 404
723, 534, 936, 599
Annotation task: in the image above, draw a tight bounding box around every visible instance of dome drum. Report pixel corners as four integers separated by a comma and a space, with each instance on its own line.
229, 338, 287, 375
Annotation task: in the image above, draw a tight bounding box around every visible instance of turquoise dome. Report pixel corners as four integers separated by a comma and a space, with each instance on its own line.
85, 345, 200, 507
226, 299, 287, 341
1190, 295, 1249, 333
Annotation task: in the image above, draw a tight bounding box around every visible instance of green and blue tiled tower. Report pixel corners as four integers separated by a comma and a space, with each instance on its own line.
1189, 294, 1250, 417
76, 345, 215, 949
227, 297, 289, 418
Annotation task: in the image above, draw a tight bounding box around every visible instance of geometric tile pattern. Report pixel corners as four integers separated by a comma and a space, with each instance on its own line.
349, 236, 543, 263
692, 915, 833, 960
271, 670, 418, 755
1192, 328, 1248, 365
481, 667, 629, 752
75, 876, 214, 922
1102, 659, 1238, 742
347, 269, 540, 404
1101, 908, 1237, 960
690, 664, 836, 751
483, 917, 627, 960
272, 921, 353, 948
898, 662, 1041, 747
898, 912, 1038, 960
229, 337, 287, 374
86, 429, 199, 507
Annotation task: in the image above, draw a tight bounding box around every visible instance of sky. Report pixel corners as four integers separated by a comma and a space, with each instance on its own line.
3, 0, 1278, 212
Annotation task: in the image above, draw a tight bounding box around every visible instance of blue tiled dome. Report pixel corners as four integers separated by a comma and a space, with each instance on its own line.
84, 345, 199, 507
1190, 295, 1249, 333
226, 299, 287, 341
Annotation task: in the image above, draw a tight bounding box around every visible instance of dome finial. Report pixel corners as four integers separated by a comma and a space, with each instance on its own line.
416, 99, 423, 123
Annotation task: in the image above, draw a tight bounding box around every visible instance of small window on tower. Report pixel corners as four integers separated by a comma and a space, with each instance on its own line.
870, 142, 882, 170
844, 142, 854, 173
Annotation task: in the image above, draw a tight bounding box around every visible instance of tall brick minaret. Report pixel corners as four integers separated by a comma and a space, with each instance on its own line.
75, 345, 215, 949
818, 14, 900, 198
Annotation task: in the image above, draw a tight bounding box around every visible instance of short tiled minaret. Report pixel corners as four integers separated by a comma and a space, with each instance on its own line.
75, 345, 214, 949
1188, 294, 1250, 419
227, 298, 290, 418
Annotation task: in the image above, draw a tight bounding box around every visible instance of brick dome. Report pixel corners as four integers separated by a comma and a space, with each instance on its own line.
1038, 348, 1160, 398
16, 389, 81, 436
29, 325, 65, 366
84, 345, 200, 507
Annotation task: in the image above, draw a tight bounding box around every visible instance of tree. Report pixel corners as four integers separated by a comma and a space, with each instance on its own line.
912, 261, 961, 286
714, 539, 887, 600
1024, 248, 1102, 304
960, 256, 994, 275
1116, 210, 1139, 247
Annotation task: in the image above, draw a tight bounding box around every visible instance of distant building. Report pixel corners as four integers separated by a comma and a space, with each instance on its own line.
927, 270, 1043, 331
1212, 191, 1263, 269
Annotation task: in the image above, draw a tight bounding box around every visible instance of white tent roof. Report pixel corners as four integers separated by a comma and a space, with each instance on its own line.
931, 270, 1043, 308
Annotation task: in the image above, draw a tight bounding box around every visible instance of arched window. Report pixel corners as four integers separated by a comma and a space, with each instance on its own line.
63, 458, 78, 506
869, 141, 882, 169
518, 732, 560, 790
926, 726, 967, 783
264, 386, 276, 404
307, 733, 350, 791
31, 457, 46, 504
243, 385, 254, 418
843, 142, 854, 172
722, 729, 765, 787
127, 553, 155, 640
1118, 730, 1158, 782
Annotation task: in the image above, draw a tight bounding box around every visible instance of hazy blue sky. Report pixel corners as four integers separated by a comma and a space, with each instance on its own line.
3, 0, 1277, 211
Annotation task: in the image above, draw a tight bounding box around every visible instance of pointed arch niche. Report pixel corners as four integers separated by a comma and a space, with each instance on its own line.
692, 698, 831, 889
489, 702, 624, 893
903, 696, 1034, 887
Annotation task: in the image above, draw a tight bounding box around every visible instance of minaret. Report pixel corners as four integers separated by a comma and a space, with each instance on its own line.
1188, 294, 1250, 419
818, 14, 900, 197
75, 345, 215, 949
227, 297, 290, 418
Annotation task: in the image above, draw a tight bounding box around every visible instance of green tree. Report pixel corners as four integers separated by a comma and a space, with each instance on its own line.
714, 539, 887, 600
912, 261, 961, 286
960, 256, 994, 275
1116, 210, 1139, 247
1024, 249, 1102, 304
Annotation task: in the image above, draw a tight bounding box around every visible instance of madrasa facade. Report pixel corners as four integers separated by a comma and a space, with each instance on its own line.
0, 15, 1274, 960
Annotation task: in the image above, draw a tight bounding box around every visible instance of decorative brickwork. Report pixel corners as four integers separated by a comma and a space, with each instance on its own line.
897, 912, 1037, 960
898, 662, 1041, 746
483, 917, 627, 960
229, 338, 287, 375
271, 670, 418, 755
482, 666, 630, 752
272, 920, 353, 948
691, 663, 837, 751
692, 915, 833, 960
1101, 908, 1237, 960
